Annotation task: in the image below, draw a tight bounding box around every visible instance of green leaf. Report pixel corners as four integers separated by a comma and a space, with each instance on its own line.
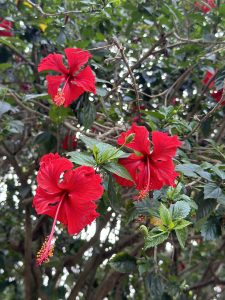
24, 93, 48, 101
195, 170, 212, 181
34, 131, 57, 152
171, 201, 191, 219
176, 164, 200, 177
49, 106, 70, 124
144, 231, 169, 249
175, 228, 188, 249
80, 135, 100, 149
178, 194, 198, 210
78, 100, 96, 129
217, 193, 225, 205
204, 183, 222, 200
109, 252, 137, 273
0, 101, 17, 117
174, 220, 192, 230
103, 162, 133, 181
107, 174, 120, 212
200, 216, 222, 241
68, 151, 96, 167
159, 204, 172, 227
134, 198, 154, 215
167, 183, 182, 200
0, 63, 11, 71
96, 87, 107, 97
137, 259, 151, 275
211, 166, 225, 180
80, 135, 129, 159
196, 197, 217, 220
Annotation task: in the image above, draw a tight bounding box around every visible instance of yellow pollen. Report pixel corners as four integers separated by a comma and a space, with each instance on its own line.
36, 235, 54, 265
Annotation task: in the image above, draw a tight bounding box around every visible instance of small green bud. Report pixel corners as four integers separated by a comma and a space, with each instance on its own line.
125, 133, 135, 144
139, 225, 149, 237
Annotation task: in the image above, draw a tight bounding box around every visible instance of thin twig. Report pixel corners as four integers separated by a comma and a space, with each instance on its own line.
174, 31, 225, 45
112, 37, 141, 113
185, 82, 225, 140
26, 0, 102, 17
104, 33, 172, 101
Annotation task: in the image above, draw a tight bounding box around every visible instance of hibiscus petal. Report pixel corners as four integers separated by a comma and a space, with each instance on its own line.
62, 81, 85, 107
0, 19, 13, 37
64, 200, 99, 234
151, 131, 182, 162
117, 123, 151, 155
64, 48, 92, 74
60, 166, 103, 202
74, 66, 96, 94
37, 157, 73, 194
46, 75, 65, 99
211, 89, 225, 105
38, 53, 69, 74
33, 187, 63, 215
114, 154, 145, 189
202, 70, 215, 88
40, 153, 61, 167
150, 160, 179, 190
59, 166, 103, 235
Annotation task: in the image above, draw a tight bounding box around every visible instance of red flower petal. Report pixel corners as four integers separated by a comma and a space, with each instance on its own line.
74, 66, 96, 94
150, 131, 182, 162
59, 166, 103, 234
150, 160, 179, 190
33, 187, 63, 215
114, 154, 148, 190
62, 81, 85, 107
60, 166, 103, 202
195, 0, 215, 13
0, 19, 13, 37
62, 135, 77, 150
64, 200, 99, 234
117, 123, 151, 155
46, 75, 65, 99
40, 153, 61, 167
64, 48, 92, 74
37, 156, 73, 194
202, 70, 215, 88
38, 53, 69, 74
210, 89, 225, 105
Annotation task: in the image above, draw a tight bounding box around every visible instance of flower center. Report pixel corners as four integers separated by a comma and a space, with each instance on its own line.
36, 198, 64, 265
136, 156, 151, 200
53, 76, 71, 106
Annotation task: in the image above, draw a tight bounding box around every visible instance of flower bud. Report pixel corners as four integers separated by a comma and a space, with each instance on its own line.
125, 133, 135, 144
139, 225, 148, 237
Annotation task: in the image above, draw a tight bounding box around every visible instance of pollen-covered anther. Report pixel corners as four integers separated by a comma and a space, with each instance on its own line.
137, 189, 148, 200
133, 188, 148, 201
36, 235, 55, 265
54, 89, 65, 106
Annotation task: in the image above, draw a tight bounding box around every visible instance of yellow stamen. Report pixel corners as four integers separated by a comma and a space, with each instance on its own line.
36, 235, 54, 265
54, 90, 65, 106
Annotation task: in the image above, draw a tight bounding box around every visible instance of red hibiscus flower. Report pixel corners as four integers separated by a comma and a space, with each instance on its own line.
33, 153, 103, 265
0, 18, 13, 37
202, 69, 225, 105
38, 48, 96, 107
210, 89, 224, 104
202, 70, 215, 88
114, 124, 182, 199
62, 134, 77, 151
195, 0, 216, 13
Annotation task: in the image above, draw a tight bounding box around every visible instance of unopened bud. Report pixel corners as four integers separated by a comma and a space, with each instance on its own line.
125, 133, 135, 144
139, 225, 148, 237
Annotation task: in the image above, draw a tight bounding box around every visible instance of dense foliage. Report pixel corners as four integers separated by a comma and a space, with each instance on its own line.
0, 0, 225, 299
